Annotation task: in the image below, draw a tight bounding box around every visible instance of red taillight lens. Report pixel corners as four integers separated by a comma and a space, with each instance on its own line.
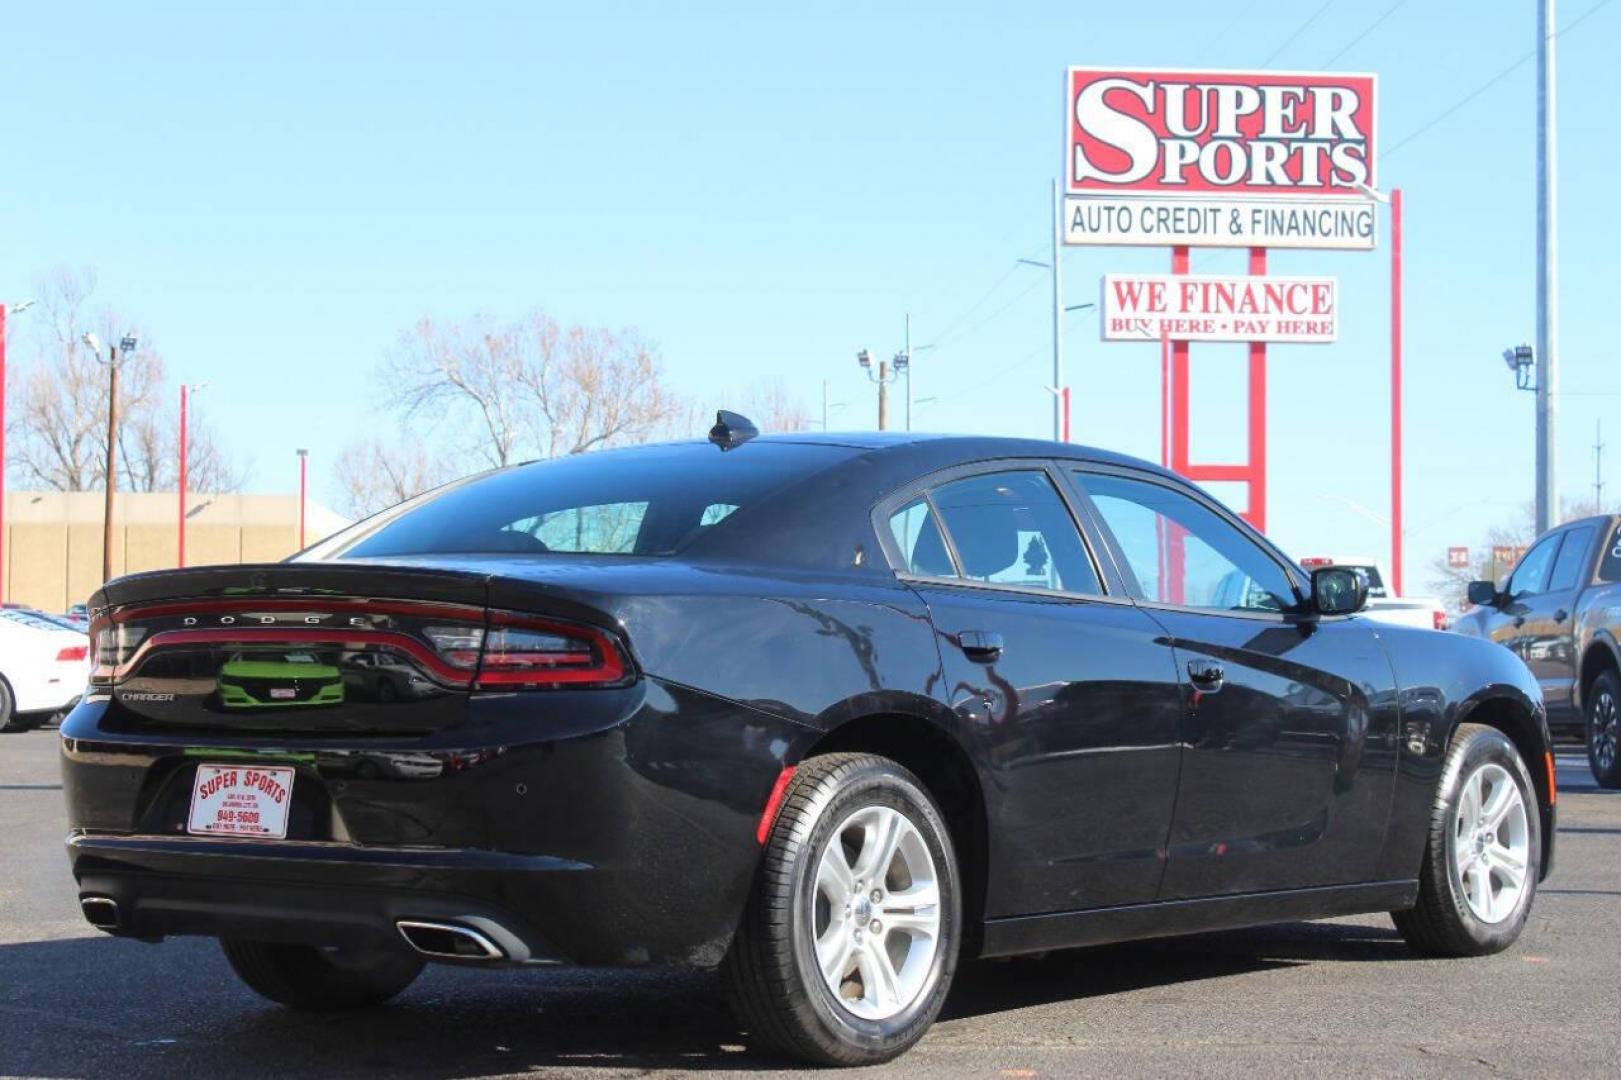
56, 645, 88, 662
1432, 610, 1449, 631
474, 617, 627, 688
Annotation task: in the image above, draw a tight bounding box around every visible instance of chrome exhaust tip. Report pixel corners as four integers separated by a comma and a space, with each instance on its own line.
396, 919, 506, 961
80, 896, 120, 930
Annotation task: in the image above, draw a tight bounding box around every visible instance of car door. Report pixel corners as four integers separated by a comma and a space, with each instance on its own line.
877, 463, 1184, 916
1521, 524, 1596, 721
1069, 467, 1400, 900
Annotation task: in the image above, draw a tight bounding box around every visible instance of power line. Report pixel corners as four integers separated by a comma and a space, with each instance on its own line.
925, 274, 1045, 351
1384, 0, 1614, 160
1318, 0, 1406, 68
1259, 0, 1338, 67
920, 260, 1025, 348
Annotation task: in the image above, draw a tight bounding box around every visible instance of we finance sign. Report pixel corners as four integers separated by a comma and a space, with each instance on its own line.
1065, 68, 1377, 250
1101, 273, 1338, 344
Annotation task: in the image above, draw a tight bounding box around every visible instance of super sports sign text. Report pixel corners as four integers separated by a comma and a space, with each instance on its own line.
1064, 68, 1377, 249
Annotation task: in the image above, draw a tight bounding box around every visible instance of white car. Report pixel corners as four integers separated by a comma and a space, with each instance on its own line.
0, 608, 90, 732
1299, 556, 1448, 631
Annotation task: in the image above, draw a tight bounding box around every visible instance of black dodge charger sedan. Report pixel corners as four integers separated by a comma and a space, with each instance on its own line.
62, 427, 1555, 1065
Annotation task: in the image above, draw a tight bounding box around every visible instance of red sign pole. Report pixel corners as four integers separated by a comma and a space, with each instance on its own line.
1247, 246, 1268, 533
298, 451, 308, 550
178, 384, 188, 568
1390, 188, 1404, 597
0, 304, 6, 604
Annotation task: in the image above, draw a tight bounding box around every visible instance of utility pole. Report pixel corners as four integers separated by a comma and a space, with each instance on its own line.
877, 361, 888, 431
1590, 420, 1603, 509
0, 300, 35, 604
297, 449, 309, 549
1535, 0, 1559, 532
822, 379, 830, 431
1050, 178, 1065, 443
903, 314, 913, 431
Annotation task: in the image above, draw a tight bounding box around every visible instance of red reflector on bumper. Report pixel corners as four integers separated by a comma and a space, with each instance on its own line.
756, 766, 798, 845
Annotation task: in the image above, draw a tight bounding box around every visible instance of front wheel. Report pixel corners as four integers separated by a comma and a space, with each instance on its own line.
1392, 723, 1541, 956
221, 939, 424, 1010
0, 677, 21, 733
724, 753, 961, 1066
1586, 669, 1621, 789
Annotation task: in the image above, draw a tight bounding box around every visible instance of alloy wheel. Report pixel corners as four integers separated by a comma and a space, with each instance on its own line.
811, 804, 942, 1021
1450, 761, 1530, 924
1592, 689, 1618, 774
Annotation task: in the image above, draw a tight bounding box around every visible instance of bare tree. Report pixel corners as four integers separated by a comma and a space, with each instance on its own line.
1426, 497, 1614, 610
732, 377, 811, 433
5, 268, 240, 492
381, 309, 684, 465
333, 438, 456, 519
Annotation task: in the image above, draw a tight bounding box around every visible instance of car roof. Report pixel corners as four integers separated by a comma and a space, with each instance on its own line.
748, 432, 1176, 475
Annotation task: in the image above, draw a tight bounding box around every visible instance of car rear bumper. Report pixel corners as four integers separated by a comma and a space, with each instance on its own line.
60, 679, 816, 966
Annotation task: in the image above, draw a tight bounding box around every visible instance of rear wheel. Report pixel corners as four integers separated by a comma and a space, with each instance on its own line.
221, 939, 424, 1010
1586, 669, 1621, 789
724, 753, 960, 1066
1392, 723, 1541, 956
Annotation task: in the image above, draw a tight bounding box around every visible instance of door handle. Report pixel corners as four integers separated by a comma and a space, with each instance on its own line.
1553, 609, 1569, 623
956, 630, 1004, 663
1187, 659, 1225, 690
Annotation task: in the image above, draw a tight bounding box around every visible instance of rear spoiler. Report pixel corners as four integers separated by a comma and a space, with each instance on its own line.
90, 563, 490, 613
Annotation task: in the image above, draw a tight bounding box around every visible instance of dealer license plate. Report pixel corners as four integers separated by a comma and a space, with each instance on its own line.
186, 764, 296, 839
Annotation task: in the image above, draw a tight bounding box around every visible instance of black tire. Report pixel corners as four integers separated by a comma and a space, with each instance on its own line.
724, 752, 961, 1066
221, 939, 424, 1010
1585, 668, 1621, 789
1392, 724, 1541, 957
0, 677, 21, 733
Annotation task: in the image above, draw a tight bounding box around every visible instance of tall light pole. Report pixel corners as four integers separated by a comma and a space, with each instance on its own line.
1049, 178, 1065, 443
0, 299, 35, 604
84, 332, 137, 583
297, 449, 309, 550
857, 349, 906, 431
1535, 0, 1560, 533
178, 383, 206, 567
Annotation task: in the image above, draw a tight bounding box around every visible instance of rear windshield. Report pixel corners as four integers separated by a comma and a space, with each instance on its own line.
318, 441, 855, 559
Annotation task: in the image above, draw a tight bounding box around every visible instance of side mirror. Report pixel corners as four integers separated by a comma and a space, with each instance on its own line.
1312, 566, 1368, 616
1466, 580, 1500, 607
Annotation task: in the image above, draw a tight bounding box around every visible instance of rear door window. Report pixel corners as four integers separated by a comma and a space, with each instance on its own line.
1601, 524, 1621, 583
1547, 525, 1597, 592
890, 470, 1103, 595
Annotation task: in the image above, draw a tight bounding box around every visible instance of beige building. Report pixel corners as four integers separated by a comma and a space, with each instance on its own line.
2, 491, 350, 613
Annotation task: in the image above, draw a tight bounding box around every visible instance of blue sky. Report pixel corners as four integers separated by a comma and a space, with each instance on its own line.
2, 0, 1616, 583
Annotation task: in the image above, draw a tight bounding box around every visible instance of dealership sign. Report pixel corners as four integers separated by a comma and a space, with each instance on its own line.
1065, 68, 1377, 249
1101, 273, 1337, 343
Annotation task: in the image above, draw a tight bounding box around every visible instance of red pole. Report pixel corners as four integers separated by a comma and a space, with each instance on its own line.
1168, 245, 1190, 604
1247, 247, 1268, 533
1060, 387, 1071, 443
1390, 188, 1404, 597
178, 384, 188, 567
1170, 245, 1190, 475
1159, 326, 1170, 468
298, 451, 308, 550
0, 304, 7, 605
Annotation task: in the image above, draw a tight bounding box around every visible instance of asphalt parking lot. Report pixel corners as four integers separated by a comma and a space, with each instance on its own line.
2, 725, 1616, 1079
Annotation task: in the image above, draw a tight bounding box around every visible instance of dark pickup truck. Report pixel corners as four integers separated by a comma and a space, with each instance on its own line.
1453, 514, 1621, 787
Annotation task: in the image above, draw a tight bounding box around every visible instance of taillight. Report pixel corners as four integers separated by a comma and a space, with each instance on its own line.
56, 645, 88, 662
1432, 610, 1449, 631
87, 601, 629, 690
474, 616, 627, 688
